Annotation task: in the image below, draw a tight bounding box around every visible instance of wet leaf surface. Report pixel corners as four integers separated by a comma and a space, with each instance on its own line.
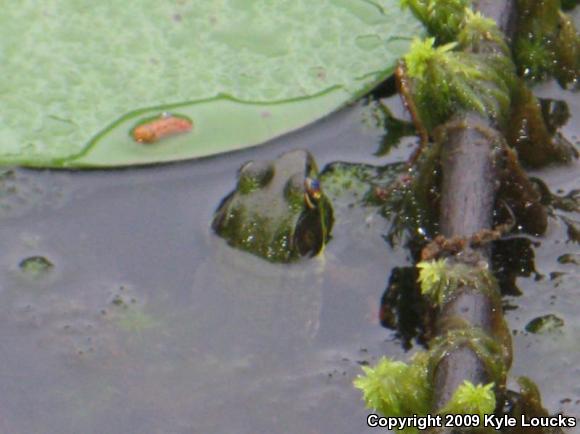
0, 0, 421, 167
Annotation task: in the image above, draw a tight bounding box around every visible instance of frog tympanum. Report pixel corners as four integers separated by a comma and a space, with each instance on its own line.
212, 150, 333, 263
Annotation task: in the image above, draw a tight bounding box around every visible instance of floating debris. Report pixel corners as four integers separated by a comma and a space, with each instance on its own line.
18, 256, 54, 279
557, 253, 579, 265
525, 314, 565, 334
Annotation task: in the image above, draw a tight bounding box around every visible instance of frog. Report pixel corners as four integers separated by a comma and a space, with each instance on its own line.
189, 150, 334, 360
192, 150, 408, 359
212, 149, 334, 263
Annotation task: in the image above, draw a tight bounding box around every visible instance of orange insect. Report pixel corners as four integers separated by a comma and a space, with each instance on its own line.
131, 113, 193, 144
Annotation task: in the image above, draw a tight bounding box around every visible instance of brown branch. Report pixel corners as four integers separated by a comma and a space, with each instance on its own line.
428, 120, 507, 431
428, 0, 518, 421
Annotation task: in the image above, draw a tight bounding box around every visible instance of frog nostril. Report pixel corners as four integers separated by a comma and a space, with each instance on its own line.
238, 161, 274, 193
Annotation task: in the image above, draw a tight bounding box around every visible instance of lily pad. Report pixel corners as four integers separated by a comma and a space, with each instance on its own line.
1, 0, 421, 168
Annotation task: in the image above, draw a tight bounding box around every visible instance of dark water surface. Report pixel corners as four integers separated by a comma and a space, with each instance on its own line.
0, 85, 578, 433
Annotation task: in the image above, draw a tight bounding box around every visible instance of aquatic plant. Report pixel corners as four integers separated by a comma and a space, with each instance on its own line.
514, 0, 580, 85
354, 349, 499, 432
400, 0, 470, 42
0, 0, 422, 167
418, 259, 496, 306
356, 1, 562, 428
402, 19, 516, 131
353, 354, 431, 420
440, 381, 496, 418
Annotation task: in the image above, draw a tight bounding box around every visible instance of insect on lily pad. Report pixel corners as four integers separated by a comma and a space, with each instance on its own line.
131, 113, 193, 144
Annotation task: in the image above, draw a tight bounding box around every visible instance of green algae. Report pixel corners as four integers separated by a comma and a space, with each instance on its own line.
525, 314, 565, 334
0, 0, 422, 168
19, 256, 54, 279
514, 0, 580, 85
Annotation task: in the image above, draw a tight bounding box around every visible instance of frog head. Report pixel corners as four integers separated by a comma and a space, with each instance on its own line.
212, 150, 333, 263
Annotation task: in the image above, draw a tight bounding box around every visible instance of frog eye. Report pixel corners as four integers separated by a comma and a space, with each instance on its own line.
304, 177, 322, 209
238, 161, 274, 194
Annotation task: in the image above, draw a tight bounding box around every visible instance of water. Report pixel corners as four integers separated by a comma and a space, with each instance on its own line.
0, 84, 578, 433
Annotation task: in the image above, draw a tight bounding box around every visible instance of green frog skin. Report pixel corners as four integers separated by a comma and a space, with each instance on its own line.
212, 149, 333, 263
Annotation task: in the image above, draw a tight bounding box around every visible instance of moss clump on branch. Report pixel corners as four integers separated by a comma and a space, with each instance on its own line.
514, 0, 580, 85
402, 0, 579, 85
400, 0, 470, 43
360, 0, 573, 429
417, 258, 450, 303
353, 354, 432, 424
457, 10, 509, 54
357, 257, 509, 429
400, 0, 575, 170
440, 380, 496, 418
354, 341, 501, 433
402, 28, 514, 132
356, 249, 511, 424
417, 259, 497, 306
430, 327, 510, 385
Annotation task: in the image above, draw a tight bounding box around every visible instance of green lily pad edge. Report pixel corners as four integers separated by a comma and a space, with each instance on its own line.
1, 0, 422, 168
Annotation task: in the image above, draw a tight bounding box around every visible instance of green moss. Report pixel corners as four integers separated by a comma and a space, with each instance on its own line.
430, 327, 509, 386
405, 38, 457, 79
458, 10, 510, 55
514, 37, 554, 81
403, 37, 513, 131
417, 258, 450, 303
354, 354, 432, 420
417, 259, 497, 306
440, 381, 496, 418
553, 12, 580, 85
514, 0, 580, 84
400, 0, 470, 42
561, 0, 579, 9
402, 0, 578, 87
506, 80, 575, 167
354, 335, 503, 428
